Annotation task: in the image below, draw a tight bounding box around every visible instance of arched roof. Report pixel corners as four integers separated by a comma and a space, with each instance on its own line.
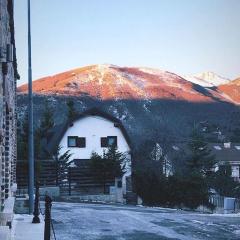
45, 108, 132, 155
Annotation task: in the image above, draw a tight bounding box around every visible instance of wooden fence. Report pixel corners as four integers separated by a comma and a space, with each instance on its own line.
16, 159, 115, 195
17, 159, 57, 188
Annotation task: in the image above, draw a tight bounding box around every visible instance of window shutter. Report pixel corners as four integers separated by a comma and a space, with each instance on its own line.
77, 137, 86, 148
101, 137, 108, 147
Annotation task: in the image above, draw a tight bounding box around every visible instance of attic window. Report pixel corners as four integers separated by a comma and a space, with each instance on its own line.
68, 136, 86, 148
214, 146, 222, 150
108, 136, 117, 147
68, 136, 78, 147
101, 136, 117, 148
235, 146, 240, 150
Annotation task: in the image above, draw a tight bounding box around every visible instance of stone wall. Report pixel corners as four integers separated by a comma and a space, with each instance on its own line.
0, 0, 17, 214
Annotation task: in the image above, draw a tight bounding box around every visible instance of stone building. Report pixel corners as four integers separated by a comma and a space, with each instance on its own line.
0, 0, 19, 228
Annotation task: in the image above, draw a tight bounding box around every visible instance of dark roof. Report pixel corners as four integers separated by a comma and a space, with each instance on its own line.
171, 142, 240, 163
44, 108, 132, 155
208, 143, 240, 163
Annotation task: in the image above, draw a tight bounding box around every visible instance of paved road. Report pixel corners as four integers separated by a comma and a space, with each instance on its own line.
51, 202, 240, 240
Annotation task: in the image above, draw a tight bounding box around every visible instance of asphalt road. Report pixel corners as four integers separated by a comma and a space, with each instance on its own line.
50, 202, 240, 240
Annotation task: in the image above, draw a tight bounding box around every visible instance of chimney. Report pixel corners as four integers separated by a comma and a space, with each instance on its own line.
224, 142, 231, 148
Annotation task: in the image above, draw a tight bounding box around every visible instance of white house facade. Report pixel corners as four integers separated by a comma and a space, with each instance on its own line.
55, 109, 133, 203
59, 115, 131, 162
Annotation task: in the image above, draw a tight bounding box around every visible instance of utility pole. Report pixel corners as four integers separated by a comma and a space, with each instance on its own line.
28, 0, 34, 214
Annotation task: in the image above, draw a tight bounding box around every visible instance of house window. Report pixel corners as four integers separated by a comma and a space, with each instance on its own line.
68, 136, 78, 147
101, 136, 117, 147
68, 136, 86, 148
108, 136, 117, 147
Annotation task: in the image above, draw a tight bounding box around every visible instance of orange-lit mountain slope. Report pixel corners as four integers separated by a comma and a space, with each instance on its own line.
218, 77, 240, 103
17, 64, 232, 103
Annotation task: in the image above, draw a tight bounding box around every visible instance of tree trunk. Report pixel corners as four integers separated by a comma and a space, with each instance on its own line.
103, 171, 106, 194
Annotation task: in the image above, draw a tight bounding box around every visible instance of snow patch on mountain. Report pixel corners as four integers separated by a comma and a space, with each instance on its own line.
138, 67, 166, 75
182, 72, 230, 87
17, 65, 235, 103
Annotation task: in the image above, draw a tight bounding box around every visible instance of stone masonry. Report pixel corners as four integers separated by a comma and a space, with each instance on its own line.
0, 0, 18, 221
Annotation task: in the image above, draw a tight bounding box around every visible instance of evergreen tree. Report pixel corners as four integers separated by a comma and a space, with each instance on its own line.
39, 101, 54, 138
212, 165, 239, 197
230, 110, 240, 142
231, 128, 240, 142
35, 101, 54, 158
183, 172, 209, 209
17, 112, 41, 159
66, 99, 77, 121
90, 145, 127, 194
186, 126, 216, 177
17, 114, 28, 160
52, 146, 72, 186
133, 140, 168, 205
183, 126, 216, 209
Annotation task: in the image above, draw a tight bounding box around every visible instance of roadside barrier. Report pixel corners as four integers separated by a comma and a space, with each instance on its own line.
36, 190, 57, 240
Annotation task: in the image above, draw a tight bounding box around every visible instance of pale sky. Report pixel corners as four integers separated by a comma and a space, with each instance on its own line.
15, 0, 240, 86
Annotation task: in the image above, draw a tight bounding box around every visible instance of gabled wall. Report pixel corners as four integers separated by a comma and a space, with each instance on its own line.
59, 115, 131, 160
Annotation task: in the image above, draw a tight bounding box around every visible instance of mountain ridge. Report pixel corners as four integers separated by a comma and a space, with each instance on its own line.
17, 64, 237, 104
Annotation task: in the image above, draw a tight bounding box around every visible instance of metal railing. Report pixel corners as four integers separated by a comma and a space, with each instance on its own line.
209, 195, 240, 213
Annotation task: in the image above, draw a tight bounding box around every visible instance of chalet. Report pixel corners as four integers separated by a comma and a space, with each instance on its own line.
171, 142, 240, 182
45, 108, 134, 203
209, 142, 240, 182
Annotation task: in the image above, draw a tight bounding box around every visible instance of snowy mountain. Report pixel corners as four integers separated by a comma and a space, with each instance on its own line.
181, 71, 230, 88
17, 64, 239, 146
218, 77, 240, 103
17, 64, 229, 103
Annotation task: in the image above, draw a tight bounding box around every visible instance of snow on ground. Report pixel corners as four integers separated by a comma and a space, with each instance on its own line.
13, 214, 44, 240
50, 202, 240, 240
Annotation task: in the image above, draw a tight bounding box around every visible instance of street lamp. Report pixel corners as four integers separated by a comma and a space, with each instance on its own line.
68, 162, 76, 196
28, 0, 34, 214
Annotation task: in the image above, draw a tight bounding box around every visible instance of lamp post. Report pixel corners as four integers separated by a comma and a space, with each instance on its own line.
32, 181, 40, 223
28, 0, 34, 214
68, 162, 76, 196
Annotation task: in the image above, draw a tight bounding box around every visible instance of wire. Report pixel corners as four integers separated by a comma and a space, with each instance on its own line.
51, 218, 57, 240
38, 201, 45, 216
38, 197, 57, 240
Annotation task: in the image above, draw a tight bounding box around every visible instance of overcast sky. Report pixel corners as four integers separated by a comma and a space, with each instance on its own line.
15, 0, 240, 86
